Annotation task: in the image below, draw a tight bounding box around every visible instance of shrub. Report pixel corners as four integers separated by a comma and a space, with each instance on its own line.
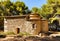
5, 31, 15, 35
19, 32, 31, 36
19, 32, 24, 36
0, 32, 6, 38
0, 32, 6, 35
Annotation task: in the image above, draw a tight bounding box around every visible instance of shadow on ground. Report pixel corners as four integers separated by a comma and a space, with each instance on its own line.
0, 36, 60, 41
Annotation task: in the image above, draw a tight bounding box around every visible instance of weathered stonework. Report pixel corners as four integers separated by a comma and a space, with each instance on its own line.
4, 17, 34, 34
3, 14, 48, 35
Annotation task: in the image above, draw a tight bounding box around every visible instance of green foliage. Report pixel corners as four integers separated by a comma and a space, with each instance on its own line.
32, 7, 39, 13
0, 32, 6, 38
19, 32, 23, 36
36, 0, 60, 19
0, 32, 6, 35
39, 4, 53, 18
47, 0, 60, 15
0, 0, 29, 16
4, 31, 15, 35
19, 32, 31, 36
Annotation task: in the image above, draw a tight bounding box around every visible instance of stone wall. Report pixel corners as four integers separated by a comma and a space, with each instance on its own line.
4, 16, 49, 35
4, 18, 34, 34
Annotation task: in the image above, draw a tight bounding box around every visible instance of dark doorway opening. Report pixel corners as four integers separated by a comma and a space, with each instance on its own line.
0, 18, 4, 32
16, 28, 20, 34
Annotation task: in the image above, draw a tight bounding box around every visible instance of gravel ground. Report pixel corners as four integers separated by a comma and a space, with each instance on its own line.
0, 36, 60, 41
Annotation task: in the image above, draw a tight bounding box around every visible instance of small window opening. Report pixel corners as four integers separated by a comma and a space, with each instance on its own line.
32, 24, 36, 29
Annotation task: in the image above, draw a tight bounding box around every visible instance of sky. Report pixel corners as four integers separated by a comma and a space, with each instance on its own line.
12, 0, 47, 9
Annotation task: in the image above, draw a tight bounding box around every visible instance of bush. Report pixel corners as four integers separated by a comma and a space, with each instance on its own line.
0, 32, 6, 35
5, 31, 15, 35
0, 32, 6, 38
19, 32, 31, 36
18, 32, 24, 36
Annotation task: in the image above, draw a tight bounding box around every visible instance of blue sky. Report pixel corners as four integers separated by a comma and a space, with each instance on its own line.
12, 0, 47, 9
